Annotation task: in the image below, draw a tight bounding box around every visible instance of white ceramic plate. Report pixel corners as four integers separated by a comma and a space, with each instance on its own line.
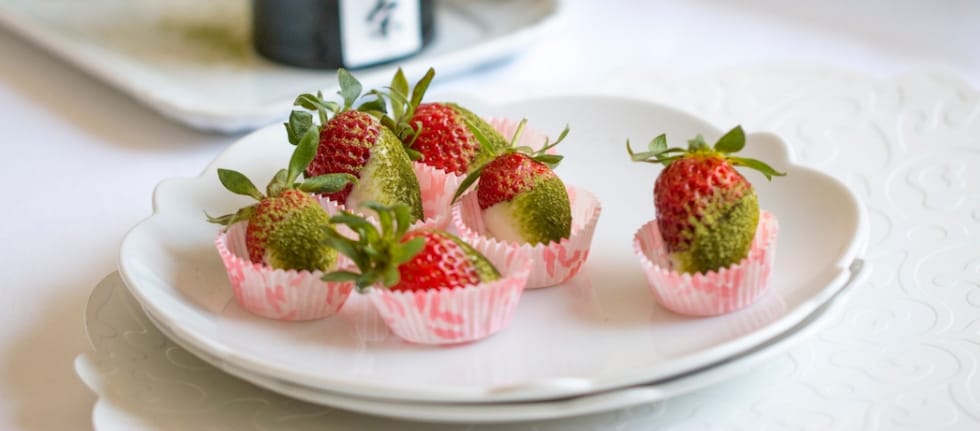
118, 94, 868, 404
76, 265, 863, 425
0, 0, 559, 133
138, 260, 864, 422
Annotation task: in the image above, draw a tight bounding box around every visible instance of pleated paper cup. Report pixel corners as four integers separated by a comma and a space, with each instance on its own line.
215, 221, 354, 321
452, 184, 601, 288
412, 161, 464, 230
486, 117, 551, 151
365, 249, 532, 345
633, 211, 779, 316
322, 169, 451, 232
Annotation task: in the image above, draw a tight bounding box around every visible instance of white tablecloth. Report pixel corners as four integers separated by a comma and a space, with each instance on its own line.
0, 1, 977, 429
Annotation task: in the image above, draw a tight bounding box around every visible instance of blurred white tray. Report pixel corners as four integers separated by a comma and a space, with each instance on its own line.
0, 0, 559, 133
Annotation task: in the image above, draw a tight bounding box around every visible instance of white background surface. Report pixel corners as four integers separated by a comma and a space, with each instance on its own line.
0, 0, 978, 430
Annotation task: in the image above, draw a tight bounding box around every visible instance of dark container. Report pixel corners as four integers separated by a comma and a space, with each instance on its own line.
252, 0, 436, 69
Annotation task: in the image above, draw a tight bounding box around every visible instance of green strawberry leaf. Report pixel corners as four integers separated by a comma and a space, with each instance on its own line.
390, 68, 410, 104
464, 119, 494, 154
284, 110, 314, 146
451, 163, 486, 204
359, 273, 384, 291
409, 68, 435, 111
627, 134, 677, 163
217, 168, 264, 200
403, 121, 424, 148
626, 139, 638, 158
534, 153, 564, 168
727, 156, 787, 180
321, 270, 360, 282
204, 211, 236, 225
387, 89, 409, 120
357, 96, 387, 115
508, 118, 528, 148
323, 225, 370, 268
404, 147, 423, 161
294, 92, 337, 125
537, 124, 570, 154
628, 151, 658, 162
648, 134, 668, 153
391, 203, 414, 238
393, 237, 425, 266
330, 213, 375, 234
331, 212, 381, 246
205, 204, 256, 227
655, 148, 687, 164
286, 127, 319, 186
687, 134, 709, 151
337, 68, 363, 110
380, 116, 399, 133
266, 169, 288, 197
372, 202, 394, 243
714, 125, 745, 153
293, 93, 323, 110
298, 173, 357, 194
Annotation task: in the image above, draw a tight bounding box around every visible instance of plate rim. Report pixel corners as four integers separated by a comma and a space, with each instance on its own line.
149, 262, 862, 422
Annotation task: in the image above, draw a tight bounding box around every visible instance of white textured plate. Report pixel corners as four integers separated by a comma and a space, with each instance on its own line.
77, 266, 864, 425
148, 261, 865, 422
117, 94, 868, 404
0, 0, 559, 133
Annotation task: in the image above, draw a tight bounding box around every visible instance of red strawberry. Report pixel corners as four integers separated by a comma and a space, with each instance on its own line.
628, 125, 785, 273
383, 68, 509, 175
208, 127, 355, 271
322, 202, 499, 292
453, 120, 572, 245
287, 69, 423, 222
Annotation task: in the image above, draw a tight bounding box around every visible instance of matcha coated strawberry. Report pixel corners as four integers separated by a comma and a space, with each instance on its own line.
322, 202, 500, 292
383, 68, 509, 175
208, 128, 355, 271
628, 125, 785, 274
454, 120, 572, 245
247, 189, 333, 270
287, 69, 423, 222
476, 152, 571, 245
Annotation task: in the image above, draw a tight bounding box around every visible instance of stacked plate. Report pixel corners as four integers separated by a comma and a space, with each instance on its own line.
112, 95, 868, 423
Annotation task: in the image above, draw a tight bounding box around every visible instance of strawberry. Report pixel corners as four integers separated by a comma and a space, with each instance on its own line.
208, 127, 355, 271
322, 202, 500, 292
627, 125, 785, 274
453, 120, 572, 245
383, 68, 509, 175
286, 69, 424, 222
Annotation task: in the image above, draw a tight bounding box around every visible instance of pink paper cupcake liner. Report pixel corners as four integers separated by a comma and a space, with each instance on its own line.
215, 221, 354, 321
412, 161, 464, 230
365, 248, 532, 345
486, 117, 550, 151
632, 211, 779, 316
452, 184, 602, 288
321, 167, 453, 232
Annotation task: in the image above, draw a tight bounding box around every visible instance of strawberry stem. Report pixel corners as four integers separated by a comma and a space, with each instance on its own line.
321, 202, 426, 291
381, 67, 435, 143
627, 125, 787, 180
